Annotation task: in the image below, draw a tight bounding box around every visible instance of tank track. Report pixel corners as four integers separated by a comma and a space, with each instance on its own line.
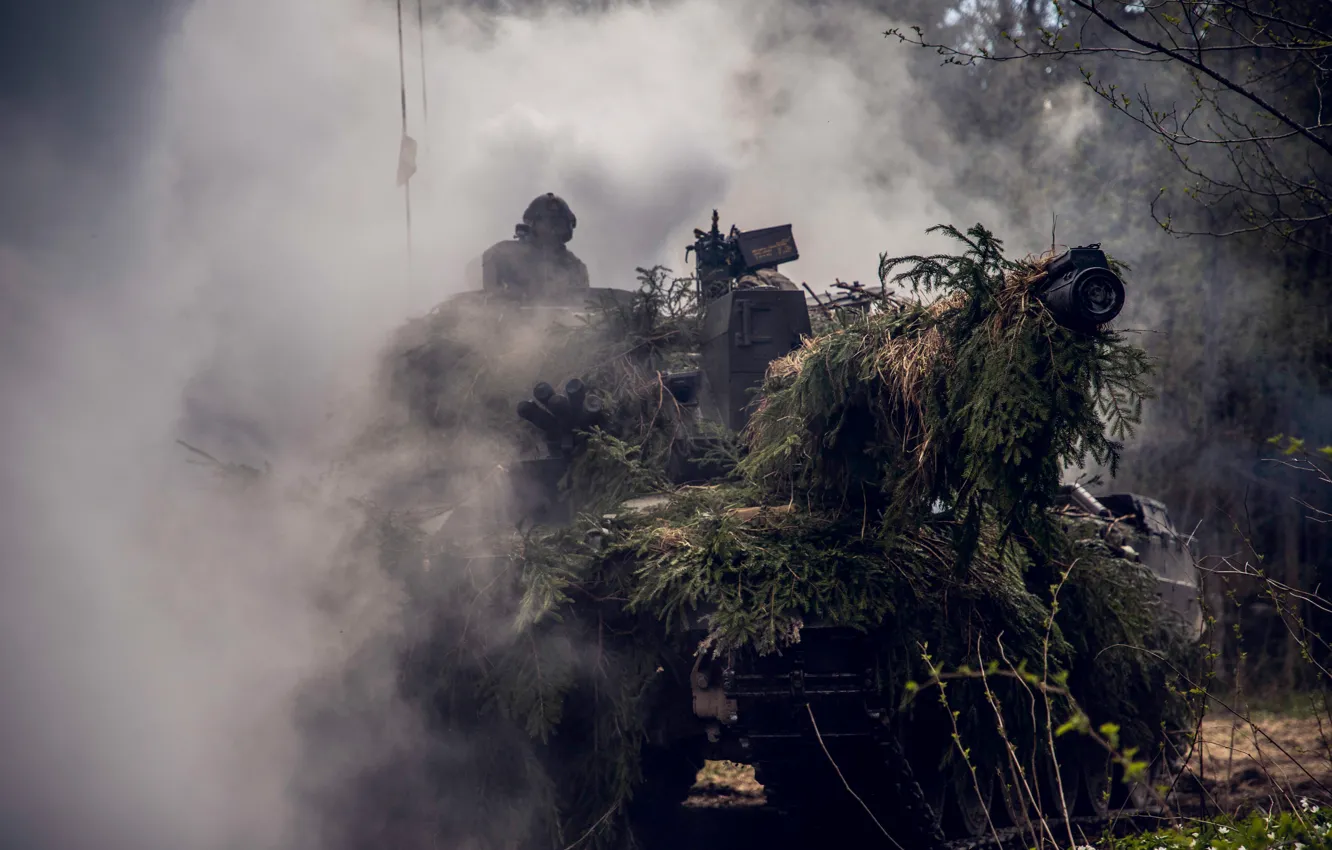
750, 727, 948, 848
875, 724, 950, 848
936, 809, 1163, 850
746, 729, 1172, 850
733, 786, 1161, 850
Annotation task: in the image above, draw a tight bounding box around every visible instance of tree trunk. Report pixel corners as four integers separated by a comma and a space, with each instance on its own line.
1282, 491, 1304, 692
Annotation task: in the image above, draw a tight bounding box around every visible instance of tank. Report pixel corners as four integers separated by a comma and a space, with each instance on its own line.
372, 212, 1204, 849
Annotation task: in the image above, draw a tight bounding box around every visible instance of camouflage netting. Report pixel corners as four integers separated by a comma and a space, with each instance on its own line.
354, 225, 1198, 849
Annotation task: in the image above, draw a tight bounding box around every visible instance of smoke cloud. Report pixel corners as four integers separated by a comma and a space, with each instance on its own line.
0, 1, 1052, 848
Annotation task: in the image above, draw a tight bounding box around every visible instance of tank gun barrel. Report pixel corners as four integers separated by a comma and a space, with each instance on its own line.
1036, 244, 1125, 330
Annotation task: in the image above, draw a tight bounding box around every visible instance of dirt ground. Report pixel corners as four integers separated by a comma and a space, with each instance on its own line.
686, 760, 765, 809
685, 713, 1332, 813
1177, 712, 1332, 812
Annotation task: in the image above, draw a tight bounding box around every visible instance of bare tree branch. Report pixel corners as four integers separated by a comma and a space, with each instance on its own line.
887, 1, 1332, 252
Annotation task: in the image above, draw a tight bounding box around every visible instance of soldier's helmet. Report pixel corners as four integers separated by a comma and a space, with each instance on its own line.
522, 193, 577, 243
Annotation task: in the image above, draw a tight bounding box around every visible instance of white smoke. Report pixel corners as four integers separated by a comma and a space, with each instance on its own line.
0, 1, 1016, 848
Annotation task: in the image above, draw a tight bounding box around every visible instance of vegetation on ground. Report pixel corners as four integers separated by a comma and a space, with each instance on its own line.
1098, 801, 1332, 850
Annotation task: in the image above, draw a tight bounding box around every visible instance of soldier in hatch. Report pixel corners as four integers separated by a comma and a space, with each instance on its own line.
481, 193, 590, 300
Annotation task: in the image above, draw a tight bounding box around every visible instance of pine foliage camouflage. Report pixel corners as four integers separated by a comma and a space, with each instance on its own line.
362, 224, 1194, 849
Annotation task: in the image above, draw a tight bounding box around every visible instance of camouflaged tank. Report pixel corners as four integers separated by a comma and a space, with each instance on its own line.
374, 211, 1204, 850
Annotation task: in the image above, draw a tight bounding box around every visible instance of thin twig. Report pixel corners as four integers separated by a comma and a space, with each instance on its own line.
805, 704, 903, 849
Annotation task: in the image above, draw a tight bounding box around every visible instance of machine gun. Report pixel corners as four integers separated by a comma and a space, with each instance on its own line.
1036, 243, 1126, 330
674, 211, 813, 432
686, 210, 800, 301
